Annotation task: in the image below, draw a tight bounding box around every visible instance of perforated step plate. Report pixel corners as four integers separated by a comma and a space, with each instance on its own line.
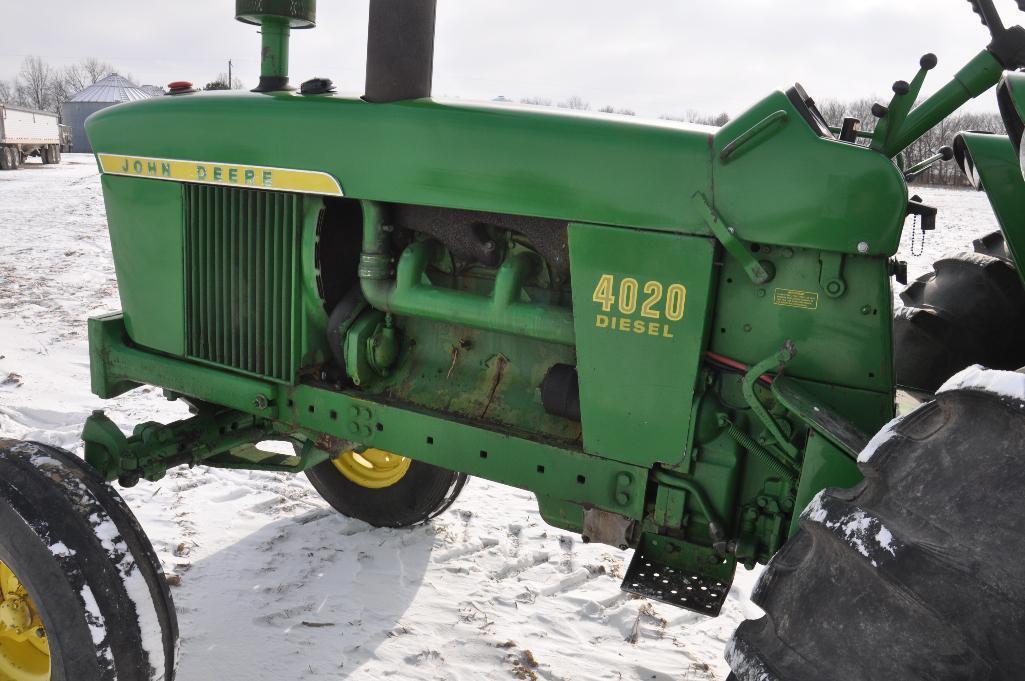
621, 549, 731, 616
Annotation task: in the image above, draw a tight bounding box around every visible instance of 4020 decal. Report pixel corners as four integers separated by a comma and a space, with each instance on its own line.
591, 274, 686, 339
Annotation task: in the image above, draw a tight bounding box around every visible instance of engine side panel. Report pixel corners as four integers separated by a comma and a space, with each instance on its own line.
569, 224, 718, 466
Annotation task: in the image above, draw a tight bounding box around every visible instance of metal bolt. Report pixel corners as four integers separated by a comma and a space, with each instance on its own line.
618, 544, 628, 551
35, 627, 45, 638
252, 395, 269, 410
780, 247, 794, 258
743, 324, 752, 332
756, 289, 766, 298
861, 305, 873, 315
581, 535, 591, 544
483, 241, 496, 253
857, 241, 870, 254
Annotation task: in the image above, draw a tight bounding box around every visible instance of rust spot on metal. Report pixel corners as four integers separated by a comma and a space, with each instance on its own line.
479, 354, 509, 420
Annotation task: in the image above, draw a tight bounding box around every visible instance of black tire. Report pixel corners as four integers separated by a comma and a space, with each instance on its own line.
894, 231, 1025, 392
305, 456, 467, 528
0, 440, 178, 680
727, 366, 1025, 681
0, 146, 13, 171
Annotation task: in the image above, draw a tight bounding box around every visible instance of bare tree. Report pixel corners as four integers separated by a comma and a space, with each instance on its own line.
558, 95, 590, 110
81, 57, 116, 84
0, 80, 17, 105
17, 56, 54, 111
662, 110, 730, 126
520, 96, 552, 107
599, 105, 636, 116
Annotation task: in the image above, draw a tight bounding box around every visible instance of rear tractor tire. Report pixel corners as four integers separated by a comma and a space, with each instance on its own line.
305, 448, 467, 528
0, 441, 178, 681
894, 231, 1025, 392
727, 365, 1025, 680
0, 146, 14, 171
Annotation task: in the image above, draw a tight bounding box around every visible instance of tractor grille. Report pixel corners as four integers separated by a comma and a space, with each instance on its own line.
184, 185, 302, 383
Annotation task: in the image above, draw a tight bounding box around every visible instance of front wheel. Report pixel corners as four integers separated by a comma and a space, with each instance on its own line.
727, 366, 1025, 680
0, 441, 178, 681
894, 232, 1025, 392
305, 448, 467, 528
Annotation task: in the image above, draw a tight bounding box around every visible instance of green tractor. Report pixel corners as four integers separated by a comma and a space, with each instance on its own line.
5, 0, 1025, 679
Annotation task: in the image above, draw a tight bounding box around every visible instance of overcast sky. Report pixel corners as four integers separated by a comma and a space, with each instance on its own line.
2, 0, 1022, 118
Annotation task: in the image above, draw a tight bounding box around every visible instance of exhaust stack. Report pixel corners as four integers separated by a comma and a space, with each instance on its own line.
364, 0, 437, 103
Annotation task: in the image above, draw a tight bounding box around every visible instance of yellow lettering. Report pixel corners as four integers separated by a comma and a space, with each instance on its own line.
618, 318, 630, 332
662, 325, 674, 339
592, 274, 615, 312
666, 284, 687, 321
641, 281, 662, 319
648, 322, 659, 336
595, 314, 609, 328
633, 320, 645, 334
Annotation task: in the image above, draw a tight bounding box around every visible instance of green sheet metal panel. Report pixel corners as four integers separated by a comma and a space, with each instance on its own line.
100, 175, 185, 355
709, 247, 895, 396
955, 132, 1025, 290
569, 223, 717, 467
711, 91, 908, 256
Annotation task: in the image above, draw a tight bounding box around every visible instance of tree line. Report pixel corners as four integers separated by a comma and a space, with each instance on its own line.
0, 56, 243, 116
0, 56, 127, 116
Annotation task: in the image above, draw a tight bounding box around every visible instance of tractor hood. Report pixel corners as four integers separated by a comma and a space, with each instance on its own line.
87, 86, 908, 255
86, 92, 715, 234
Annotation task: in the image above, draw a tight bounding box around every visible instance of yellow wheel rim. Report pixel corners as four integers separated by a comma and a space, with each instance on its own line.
331, 448, 411, 489
0, 559, 50, 681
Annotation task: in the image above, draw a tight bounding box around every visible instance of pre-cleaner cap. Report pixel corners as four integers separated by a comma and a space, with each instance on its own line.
235, 0, 317, 29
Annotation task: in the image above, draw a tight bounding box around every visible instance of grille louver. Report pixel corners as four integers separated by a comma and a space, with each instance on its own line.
184, 185, 302, 383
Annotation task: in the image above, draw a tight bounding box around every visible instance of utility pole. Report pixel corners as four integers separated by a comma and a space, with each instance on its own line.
228, 59, 233, 89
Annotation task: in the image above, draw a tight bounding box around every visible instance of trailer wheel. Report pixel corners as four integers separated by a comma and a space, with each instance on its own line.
0, 440, 178, 681
726, 366, 1025, 681
894, 231, 1025, 392
305, 448, 467, 528
0, 146, 13, 171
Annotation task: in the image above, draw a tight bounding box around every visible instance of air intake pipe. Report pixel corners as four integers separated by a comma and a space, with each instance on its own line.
235, 0, 317, 92
364, 0, 437, 102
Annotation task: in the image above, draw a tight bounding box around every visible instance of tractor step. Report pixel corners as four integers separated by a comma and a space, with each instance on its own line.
620, 534, 735, 616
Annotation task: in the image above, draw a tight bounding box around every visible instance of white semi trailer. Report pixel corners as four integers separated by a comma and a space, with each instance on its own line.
0, 104, 62, 170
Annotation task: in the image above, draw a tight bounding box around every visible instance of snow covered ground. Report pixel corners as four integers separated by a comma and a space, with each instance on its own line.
0, 154, 999, 680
